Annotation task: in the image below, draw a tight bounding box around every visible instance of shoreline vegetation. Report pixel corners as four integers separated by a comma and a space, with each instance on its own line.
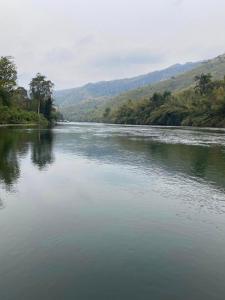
0, 56, 61, 126
0, 106, 48, 126
92, 74, 225, 128
1, 55, 225, 128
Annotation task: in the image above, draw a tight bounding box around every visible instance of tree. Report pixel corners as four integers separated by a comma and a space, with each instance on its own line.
150, 91, 171, 109
15, 87, 28, 99
29, 73, 54, 121
103, 107, 111, 119
0, 56, 17, 107
0, 56, 17, 93
195, 73, 213, 95
0, 87, 10, 106
12, 87, 30, 109
44, 97, 53, 121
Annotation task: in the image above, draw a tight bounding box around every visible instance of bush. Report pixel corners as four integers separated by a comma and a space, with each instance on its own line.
0, 106, 48, 125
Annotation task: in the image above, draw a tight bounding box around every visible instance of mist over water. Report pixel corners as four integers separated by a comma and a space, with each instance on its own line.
0, 123, 225, 300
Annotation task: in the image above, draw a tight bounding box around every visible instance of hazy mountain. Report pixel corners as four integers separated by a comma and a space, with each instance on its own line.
54, 62, 200, 108
109, 54, 225, 106
58, 53, 225, 121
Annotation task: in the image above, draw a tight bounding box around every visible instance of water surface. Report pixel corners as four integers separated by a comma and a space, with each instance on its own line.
0, 123, 225, 300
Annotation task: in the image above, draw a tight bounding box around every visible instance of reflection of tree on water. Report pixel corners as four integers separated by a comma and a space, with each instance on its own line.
0, 128, 54, 190
0, 196, 4, 209
31, 130, 54, 169
0, 129, 21, 190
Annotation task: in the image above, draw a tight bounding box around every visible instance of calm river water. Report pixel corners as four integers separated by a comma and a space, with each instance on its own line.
0, 123, 225, 299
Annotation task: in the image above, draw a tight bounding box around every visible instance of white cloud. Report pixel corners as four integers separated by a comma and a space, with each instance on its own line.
0, 0, 225, 89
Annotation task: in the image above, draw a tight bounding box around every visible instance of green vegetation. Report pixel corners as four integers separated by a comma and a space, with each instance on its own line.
55, 62, 200, 120
60, 53, 225, 123
0, 106, 47, 125
104, 74, 225, 127
0, 56, 58, 125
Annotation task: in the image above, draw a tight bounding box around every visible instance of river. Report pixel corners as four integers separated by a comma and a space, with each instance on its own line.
0, 123, 225, 299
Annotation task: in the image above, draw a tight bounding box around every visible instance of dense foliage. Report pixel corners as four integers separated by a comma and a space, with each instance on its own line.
103, 74, 225, 127
0, 106, 47, 125
0, 56, 59, 125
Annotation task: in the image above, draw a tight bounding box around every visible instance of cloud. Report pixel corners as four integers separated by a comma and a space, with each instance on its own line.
76, 35, 95, 48
173, 0, 184, 6
92, 51, 165, 69
1, 0, 225, 89
44, 48, 75, 64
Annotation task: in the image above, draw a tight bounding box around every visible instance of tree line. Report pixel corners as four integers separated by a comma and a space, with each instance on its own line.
102, 73, 225, 127
0, 56, 61, 124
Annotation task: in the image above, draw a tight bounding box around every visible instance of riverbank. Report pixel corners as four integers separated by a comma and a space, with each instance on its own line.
0, 106, 48, 126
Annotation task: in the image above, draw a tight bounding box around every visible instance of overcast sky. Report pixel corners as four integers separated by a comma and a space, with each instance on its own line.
1, 0, 225, 90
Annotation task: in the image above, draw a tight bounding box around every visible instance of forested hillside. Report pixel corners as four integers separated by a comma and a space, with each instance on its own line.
104, 74, 225, 127
54, 61, 200, 109
109, 54, 225, 106
61, 53, 225, 122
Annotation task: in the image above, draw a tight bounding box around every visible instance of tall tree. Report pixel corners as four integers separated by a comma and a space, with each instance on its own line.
44, 97, 53, 121
195, 73, 213, 95
29, 73, 54, 120
0, 56, 17, 92
12, 87, 30, 109
0, 56, 17, 106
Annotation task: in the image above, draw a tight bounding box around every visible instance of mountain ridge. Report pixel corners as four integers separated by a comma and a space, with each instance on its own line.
58, 53, 225, 121
54, 61, 201, 107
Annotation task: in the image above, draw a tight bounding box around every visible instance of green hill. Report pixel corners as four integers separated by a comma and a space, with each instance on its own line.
105, 73, 225, 127
60, 53, 225, 121
55, 62, 200, 119
109, 54, 225, 105
55, 62, 200, 107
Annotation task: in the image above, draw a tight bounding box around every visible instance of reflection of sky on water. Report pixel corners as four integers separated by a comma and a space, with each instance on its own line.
0, 123, 225, 216
1, 124, 225, 299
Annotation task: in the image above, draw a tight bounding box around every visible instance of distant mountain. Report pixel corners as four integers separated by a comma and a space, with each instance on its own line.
54, 62, 200, 108
58, 53, 225, 121
109, 53, 225, 106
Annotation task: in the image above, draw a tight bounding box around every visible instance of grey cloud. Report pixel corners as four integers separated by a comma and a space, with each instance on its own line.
92, 51, 165, 69
1, 0, 225, 89
44, 48, 75, 63
76, 35, 95, 47
173, 0, 184, 6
